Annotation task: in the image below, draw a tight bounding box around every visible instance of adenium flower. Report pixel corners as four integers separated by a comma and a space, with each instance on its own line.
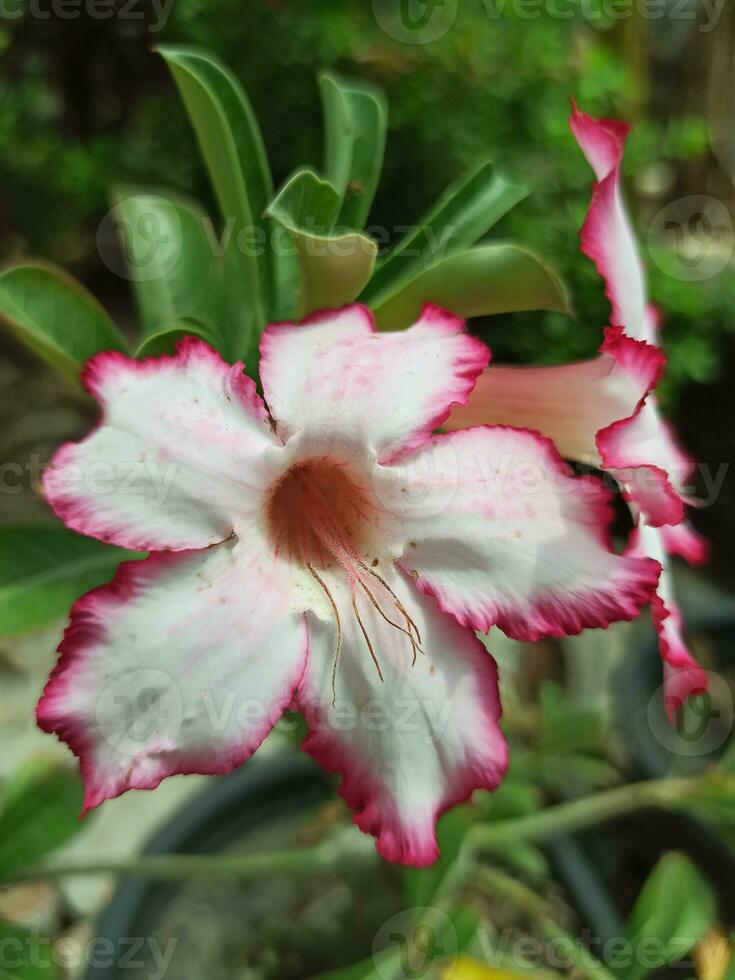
447, 105, 707, 719
38, 305, 659, 865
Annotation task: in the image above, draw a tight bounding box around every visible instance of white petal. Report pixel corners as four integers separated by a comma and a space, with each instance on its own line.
44, 339, 281, 551
378, 426, 659, 640
296, 568, 506, 866
37, 537, 307, 812
259, 304, 489, 461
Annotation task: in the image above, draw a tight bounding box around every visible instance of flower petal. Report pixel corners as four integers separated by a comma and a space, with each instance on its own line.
628, 522, 708, 722
296, 568, 507, 867
596, 328, 687, 527
44, 338, 280, 551
378, 426, 660, 641
259, 304, 489, 461
661, 521, 709, 566
36, 537, 307, 813
570, 103, 654, 345
445, 351, 648, 464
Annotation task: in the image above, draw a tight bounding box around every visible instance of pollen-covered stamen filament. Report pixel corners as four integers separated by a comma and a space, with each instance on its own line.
307, 563, 342, 707
357, 560, 424, 663
355, 574, 425, 666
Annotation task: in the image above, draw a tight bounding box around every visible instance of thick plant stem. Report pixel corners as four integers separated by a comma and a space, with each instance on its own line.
0, 776, 701, 888
465, 776, 697, 853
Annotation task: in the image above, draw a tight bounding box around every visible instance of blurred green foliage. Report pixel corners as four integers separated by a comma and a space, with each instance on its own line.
0, 0, 732, 402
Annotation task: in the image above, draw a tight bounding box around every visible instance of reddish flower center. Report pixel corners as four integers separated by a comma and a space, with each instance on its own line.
266, 457, 423, 700
265, 457, 375, 571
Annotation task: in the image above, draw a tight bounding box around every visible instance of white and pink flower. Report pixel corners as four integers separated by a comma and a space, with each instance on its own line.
38, 304, 658, 865
447, 105, 708, 718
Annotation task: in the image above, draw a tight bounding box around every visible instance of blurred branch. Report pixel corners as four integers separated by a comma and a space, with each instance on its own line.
465, 775, 703, 854
0, 773, 726, 888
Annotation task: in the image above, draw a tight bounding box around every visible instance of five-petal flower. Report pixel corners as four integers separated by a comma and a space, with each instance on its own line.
38, 304, 658, 865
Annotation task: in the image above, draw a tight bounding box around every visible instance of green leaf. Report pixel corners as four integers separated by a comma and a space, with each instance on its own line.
0, 761, 84, 878
157, 45, 270, 328
134, 318, 218, 358
0, 920, 56, 977
362, 160, 527, 307
319, 71, 388, 229
111, 189, 252, 360
0, 261, 126, 386
0, 524, 143, 635
620, 853, 717, 980
267, 169, 377, 317
373, 245, 569, 329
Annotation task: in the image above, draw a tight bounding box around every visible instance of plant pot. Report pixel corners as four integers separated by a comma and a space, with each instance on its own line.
84, 752, 402, 980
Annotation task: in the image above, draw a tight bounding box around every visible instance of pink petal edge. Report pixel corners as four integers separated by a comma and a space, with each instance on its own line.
404, 424, 661, 641
37, 551, 308, 815
43, 337, 272, 552
296, 623, 508, 867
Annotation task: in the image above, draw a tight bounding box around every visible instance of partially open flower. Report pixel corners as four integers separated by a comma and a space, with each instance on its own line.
38, 305, 658, 865
447, 106, 707, 717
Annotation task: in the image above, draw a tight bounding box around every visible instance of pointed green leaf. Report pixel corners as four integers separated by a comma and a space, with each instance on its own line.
134, 318, 218, 358
621, 852, 717, 980
320, 71, 388, 230
111, 189, 251, 360
0, 261, 126, 386
156, 45, 270, 328
0, 524, 143, 635
362, 161, 527, 307
373, 245, 569, 329
267, 169, 377, 317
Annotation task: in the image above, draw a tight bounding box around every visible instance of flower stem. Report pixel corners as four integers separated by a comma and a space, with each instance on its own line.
0, 836, 377, 886
465, 775, 698, 853
0, 775, 703, 888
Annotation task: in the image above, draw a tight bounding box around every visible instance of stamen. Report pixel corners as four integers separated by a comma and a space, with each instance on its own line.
356, 577, 425, 665
358, 560, 424, 649
352, 592, 384, 683
308, 564, 342, 706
